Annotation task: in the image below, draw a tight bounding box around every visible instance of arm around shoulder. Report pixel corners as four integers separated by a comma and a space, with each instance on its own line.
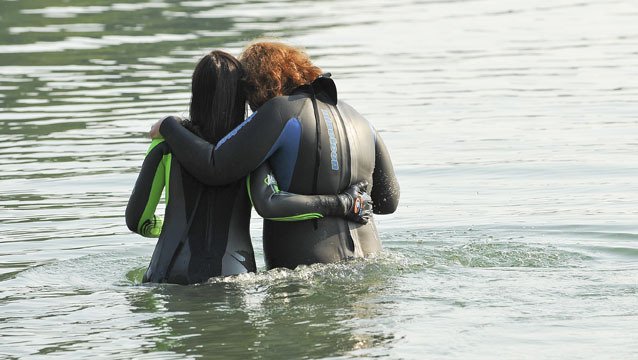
159, 100, 288, 186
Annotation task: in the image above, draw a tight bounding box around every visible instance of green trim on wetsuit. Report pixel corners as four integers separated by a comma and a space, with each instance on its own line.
268, 213, 323, 221
246, 174, 254, 207
137, 139, 171, 237
146, 137, 171, 201
146, 137, 165, 155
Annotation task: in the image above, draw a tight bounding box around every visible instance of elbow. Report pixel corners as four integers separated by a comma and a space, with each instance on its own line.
373, 200, 399, 215
191, 162, 229, 187
372, 186, 400, 215
387, 190, 400, 214
192, 158, 221, 186
125, 206, 140, 234
252, 197, 276, 219
125, 217, 139, 234
251, 202, 265, 217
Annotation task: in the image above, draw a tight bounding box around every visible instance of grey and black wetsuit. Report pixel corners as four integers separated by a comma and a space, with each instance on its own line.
158, 76, 400, 270
126, 138, 350, 284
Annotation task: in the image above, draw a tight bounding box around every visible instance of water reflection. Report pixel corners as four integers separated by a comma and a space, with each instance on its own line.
129, 262, 398, 358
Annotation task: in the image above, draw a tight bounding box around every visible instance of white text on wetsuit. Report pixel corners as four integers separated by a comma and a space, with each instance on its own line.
321, 109, 339, 170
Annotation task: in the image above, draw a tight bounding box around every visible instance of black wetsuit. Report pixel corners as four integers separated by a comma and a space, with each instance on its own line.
158, 76, 400, 270
126, 138, 350, 284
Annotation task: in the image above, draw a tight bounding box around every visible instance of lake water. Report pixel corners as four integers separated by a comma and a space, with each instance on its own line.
1, 0, 637, 358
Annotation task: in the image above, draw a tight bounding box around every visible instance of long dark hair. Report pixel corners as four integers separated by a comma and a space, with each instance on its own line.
183, 50, 246, 144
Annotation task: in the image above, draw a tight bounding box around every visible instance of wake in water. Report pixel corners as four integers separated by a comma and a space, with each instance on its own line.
4, 226, 593, 293
2, 228, 636, 359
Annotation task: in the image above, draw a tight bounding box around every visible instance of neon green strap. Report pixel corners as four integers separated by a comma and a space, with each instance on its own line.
266, 213, 323, 221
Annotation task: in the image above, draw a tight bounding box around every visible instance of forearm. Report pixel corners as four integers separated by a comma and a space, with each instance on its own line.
125, 141, 167, 237
159, 116, 235, 185
158, 103, 284, 186
248, 163, 347, 221
253, 191, 345, 221
371, 131, 400, 214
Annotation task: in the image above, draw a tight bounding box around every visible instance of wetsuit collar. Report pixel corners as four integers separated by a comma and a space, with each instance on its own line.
293, 73, 338, 105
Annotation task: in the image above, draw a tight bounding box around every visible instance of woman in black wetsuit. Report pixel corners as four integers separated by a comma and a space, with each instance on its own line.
151, 42, 400, 270
126, 50, 369, 284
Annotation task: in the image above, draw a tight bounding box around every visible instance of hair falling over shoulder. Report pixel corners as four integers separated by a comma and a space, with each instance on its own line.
187, 50, 246, 144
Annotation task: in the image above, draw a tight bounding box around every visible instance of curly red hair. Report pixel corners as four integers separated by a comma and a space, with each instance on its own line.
240, 41, 322, 109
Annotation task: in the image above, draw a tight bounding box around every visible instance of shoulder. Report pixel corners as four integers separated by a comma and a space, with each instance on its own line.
258, 94, 308, 117
336, 99, 359, 115
337, 99, 377, 141
337, 100, 372, 126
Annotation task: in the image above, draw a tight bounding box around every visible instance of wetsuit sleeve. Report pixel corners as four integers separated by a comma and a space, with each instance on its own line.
248, 163, 347, 221
158, 99, 288, 186
125, 139, 170, 237
371, 130, 400, 214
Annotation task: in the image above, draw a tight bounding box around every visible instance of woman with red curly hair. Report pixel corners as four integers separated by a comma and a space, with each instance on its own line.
239, 41, 322, 110
151, 41, 399, 270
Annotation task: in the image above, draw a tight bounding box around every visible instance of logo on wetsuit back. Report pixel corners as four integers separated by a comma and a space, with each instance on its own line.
321, 109, 339, 171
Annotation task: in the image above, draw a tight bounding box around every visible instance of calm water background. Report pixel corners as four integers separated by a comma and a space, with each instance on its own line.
1, 0, 637, 358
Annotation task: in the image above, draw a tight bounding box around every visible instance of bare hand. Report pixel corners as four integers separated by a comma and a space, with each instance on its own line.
149, 116, 182, 139
149, 118, 165, 139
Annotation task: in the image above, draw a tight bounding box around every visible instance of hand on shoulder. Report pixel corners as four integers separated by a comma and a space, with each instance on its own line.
149, 115, 182, 139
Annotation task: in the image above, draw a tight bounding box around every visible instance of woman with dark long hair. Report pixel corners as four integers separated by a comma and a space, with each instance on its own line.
126, 50, 368, 284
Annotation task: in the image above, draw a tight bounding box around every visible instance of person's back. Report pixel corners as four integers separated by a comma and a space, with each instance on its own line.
248, 77, 399, 269
125, 50, 256, 284
160, 161, 255, 283
127, 138, 255, 284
